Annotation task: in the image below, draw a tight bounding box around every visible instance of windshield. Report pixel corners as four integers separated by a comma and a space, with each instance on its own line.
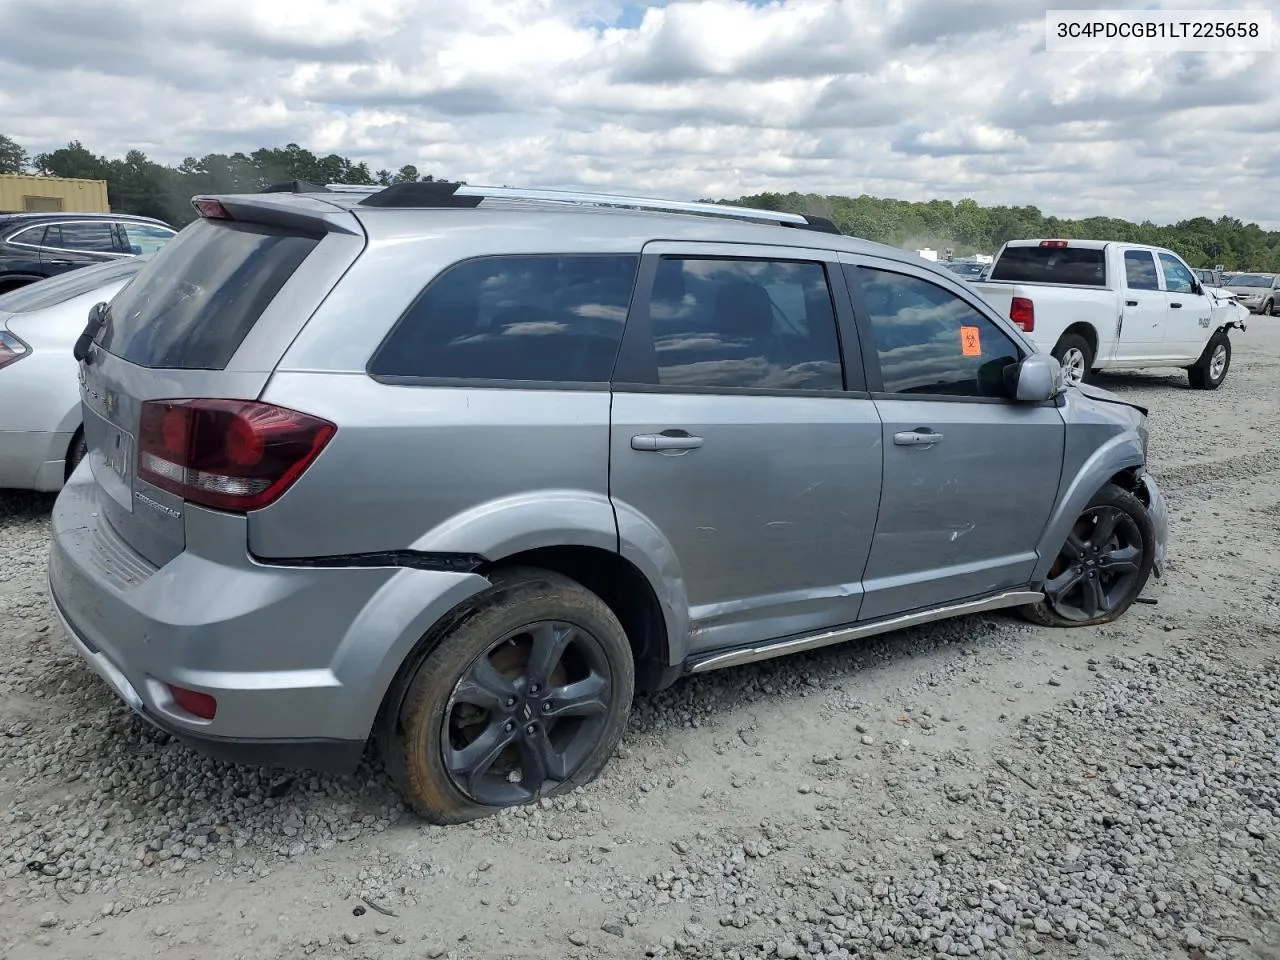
0, 257, 147, 314
1228, 274, 1271, 287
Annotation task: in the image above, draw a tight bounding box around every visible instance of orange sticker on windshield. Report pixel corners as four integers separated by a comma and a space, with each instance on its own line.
960, 325, 981, 357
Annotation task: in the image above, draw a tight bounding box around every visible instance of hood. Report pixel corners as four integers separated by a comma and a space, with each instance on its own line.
1071, 380, 1148, 417
1222, 284, 1268, 297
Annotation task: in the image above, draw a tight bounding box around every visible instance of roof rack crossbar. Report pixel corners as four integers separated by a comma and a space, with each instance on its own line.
451, 185, 809, 226
323, 184, 384, 193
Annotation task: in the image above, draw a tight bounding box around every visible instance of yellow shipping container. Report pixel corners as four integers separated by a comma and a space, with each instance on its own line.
0, 174, 109, 213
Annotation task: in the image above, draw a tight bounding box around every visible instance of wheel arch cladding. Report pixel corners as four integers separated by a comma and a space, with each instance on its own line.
473, 546, 675, 694
1032, 431, 1146, 584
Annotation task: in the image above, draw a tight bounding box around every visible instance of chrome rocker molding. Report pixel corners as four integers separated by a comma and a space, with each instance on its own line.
686, 589, 1044, 674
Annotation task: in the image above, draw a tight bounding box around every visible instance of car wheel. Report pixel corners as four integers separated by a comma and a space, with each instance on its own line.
1188, 332, 1230, 390
1051, 333, 1093, 386
379, 567, 634, 824
1021, 482, 1155, 628
65, 430, 88, 479
1263, 299, 1275, 316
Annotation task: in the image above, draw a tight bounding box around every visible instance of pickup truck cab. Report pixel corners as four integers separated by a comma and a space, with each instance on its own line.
973, 239, 1248, 390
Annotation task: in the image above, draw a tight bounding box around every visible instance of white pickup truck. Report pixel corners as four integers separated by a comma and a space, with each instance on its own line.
972, 239, 1249, 390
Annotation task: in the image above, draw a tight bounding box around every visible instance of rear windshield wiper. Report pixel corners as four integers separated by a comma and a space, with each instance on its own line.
73, 301, 111, 364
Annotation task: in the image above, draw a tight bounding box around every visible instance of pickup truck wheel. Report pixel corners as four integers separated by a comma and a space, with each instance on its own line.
1188, 332, 1230, 390
1022, 482, 1154, 628
1052, 334, 1093, 385
378, 567, 634, 824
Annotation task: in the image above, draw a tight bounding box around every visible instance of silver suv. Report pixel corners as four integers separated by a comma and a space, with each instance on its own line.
48, 182, 1169, 823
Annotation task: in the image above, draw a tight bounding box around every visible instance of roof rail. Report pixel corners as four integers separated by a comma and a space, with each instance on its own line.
356, 181, 841, 233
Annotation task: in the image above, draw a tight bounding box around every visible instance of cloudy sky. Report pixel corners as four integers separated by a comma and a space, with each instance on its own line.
1, 0, 1276, 227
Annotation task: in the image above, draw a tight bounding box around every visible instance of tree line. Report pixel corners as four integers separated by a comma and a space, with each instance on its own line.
3, 134, 1277, 271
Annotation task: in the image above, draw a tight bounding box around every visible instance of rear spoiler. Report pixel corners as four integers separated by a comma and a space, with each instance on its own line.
189, 193, 364, 237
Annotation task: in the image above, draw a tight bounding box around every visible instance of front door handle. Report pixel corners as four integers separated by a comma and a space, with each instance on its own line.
894, 429, 943, 447
632, 433, 704, 452
1170, 302, 1182, 308
1125, 300, 1138, 307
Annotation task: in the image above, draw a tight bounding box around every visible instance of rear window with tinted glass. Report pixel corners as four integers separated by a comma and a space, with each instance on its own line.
989, 245, 1107, 287
96, 219, 319, 369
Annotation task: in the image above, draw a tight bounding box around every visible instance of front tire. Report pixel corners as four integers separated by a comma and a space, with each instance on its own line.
1263, 299, 1274, 316
1022, 482, 1155, 628
1188, 332, 1230, 390
1052, 333, 1094, 386
379, 567, 634, 824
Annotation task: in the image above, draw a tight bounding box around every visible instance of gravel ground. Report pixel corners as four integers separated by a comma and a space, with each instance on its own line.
1, 321, 1278, 960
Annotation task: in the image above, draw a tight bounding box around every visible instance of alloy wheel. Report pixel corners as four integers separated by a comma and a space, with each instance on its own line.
442, 620, 612, 806
1043, 506, 1144, 622
1209, 343, 1228, 381
1060, 347, 1087, 385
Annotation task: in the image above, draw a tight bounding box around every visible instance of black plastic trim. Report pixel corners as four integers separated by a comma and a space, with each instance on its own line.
253, 550, 488, 573
612, 382, 869, 400
370, 375, 613, 392
140, 709, 366, 775
358, 181, 481, 208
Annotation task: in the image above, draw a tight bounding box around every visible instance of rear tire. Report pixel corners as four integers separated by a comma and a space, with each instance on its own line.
1188, 332, 1230, 390
1052, 333, 1094, 386
378, 567, 634, 824
1021, 482, 1155, 628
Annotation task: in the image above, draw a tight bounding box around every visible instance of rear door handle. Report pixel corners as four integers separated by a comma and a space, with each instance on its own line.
1125, 300, 1138, 306
631, 433, 704, 452
893, 429, 943, 446
1170, 302, 1182, 308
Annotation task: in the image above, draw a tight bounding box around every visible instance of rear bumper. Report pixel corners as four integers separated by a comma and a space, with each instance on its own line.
0, 429, 71, 492
48, 588, 366, 773
47, 465, 490, 772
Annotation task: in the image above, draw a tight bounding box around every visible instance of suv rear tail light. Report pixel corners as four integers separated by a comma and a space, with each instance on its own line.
137, 399, 335, 512
1009, 296, 1035, 332
1039, 240, 1069, 248
0, 331, 29, 370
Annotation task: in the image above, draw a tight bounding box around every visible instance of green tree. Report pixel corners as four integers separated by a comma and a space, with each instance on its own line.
0, 134, 26, 173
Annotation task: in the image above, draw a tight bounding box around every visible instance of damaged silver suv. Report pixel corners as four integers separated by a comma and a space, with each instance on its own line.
48, 182, 1168, 822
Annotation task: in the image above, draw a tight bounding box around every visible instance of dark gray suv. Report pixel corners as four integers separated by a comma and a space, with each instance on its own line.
48, 182, 1168, 823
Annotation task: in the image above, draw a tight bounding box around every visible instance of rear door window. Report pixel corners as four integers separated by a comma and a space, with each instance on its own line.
55, 221, 118, 253
369, 254, 639, 383
96, 219, 321, 370
1123, 250, 1161, 290
643, 257, 844, 391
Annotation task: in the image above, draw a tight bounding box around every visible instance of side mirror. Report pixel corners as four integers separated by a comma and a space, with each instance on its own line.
1011, 353, 1064, 402
1190, 280, 1203, 296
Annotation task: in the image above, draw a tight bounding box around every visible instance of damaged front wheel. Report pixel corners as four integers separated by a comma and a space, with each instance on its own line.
1022, 482, 1156, 628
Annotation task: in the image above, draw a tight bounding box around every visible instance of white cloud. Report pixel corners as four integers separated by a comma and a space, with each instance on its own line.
1, 0, 1277, 228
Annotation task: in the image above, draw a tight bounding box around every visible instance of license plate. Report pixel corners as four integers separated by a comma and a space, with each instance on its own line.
103, 427, 134, 483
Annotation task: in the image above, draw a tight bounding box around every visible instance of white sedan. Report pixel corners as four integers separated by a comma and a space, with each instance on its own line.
0, 257, 147, 491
